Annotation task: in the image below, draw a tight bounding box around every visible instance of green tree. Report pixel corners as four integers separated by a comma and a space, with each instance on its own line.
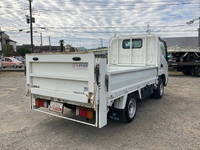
2, 45, 16, 57
17, 48, 31, 56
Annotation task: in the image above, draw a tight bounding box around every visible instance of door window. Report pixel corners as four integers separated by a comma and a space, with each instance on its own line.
5, 58, 12, 62
160, 42, 166, 57
122, 39, 131, 49
132, 39, 142, 48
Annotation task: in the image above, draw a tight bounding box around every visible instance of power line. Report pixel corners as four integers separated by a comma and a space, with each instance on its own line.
7, 29, 197, 34
4, 24, 198, 33
33, 24, 198, 29
36, 5, 199, 13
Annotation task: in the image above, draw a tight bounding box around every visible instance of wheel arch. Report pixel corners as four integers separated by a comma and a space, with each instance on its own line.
113, 90, 140, 110
160, 74, 167, 86
128, 90, 140, 100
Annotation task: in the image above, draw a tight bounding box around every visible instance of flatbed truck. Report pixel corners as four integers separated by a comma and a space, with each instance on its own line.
26, 34, 168, 128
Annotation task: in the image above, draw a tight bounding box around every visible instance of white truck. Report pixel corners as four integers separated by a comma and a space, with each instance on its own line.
26, 34, 168, 128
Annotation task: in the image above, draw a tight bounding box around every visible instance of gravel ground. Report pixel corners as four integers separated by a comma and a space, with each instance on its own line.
0, 72, 200, 150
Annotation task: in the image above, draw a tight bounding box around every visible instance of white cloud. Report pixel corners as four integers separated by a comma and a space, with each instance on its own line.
0, 0, 199, 48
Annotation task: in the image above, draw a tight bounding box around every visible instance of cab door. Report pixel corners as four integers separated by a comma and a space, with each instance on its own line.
119, 39, 132, 64
159, 40, 168, 84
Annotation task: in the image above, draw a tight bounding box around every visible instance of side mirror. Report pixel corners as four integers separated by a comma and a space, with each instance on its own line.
165, 52, 168, 62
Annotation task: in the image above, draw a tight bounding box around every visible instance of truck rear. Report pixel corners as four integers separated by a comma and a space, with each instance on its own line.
26, 53, 108, 127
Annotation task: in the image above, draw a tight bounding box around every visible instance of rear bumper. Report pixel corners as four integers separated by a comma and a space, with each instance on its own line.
30, 96, 99, 127
33, 108, 98, 127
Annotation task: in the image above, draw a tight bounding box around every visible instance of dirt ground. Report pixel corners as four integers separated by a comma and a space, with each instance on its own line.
0, 72, 200, 150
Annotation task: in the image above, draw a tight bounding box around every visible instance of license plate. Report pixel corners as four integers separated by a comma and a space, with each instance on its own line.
49, 101, 63, 113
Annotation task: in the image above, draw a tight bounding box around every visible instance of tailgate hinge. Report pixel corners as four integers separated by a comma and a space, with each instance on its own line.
95, 64, 100, 85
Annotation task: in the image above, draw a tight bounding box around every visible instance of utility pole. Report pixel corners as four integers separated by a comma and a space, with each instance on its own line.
40, 32, 43, 46
186, 17, 200, 50
100, 38, 103, 48
0, 31, 4, 57
28, 0, 34, 53
49, 36, 51, 51
146, 24, 151, 34
199, 18, 200, 50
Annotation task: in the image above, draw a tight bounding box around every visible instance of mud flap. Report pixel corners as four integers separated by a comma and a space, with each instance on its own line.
108, 107, 130, 122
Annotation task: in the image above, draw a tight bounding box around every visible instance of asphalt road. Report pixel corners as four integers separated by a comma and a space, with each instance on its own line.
0, 72, 200, 150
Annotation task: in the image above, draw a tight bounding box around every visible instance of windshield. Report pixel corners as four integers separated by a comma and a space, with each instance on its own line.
9, 57, 21, 62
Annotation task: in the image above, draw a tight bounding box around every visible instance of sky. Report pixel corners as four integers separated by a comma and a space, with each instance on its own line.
0, 0, 199, 48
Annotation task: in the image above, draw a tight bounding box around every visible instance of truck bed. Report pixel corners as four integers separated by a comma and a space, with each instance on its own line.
26, 52, 158, 104
107, 65, 158, 100
108, 65, 156, 74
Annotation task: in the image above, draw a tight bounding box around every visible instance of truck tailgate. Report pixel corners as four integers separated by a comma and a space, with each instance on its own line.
26, 53, 95, 104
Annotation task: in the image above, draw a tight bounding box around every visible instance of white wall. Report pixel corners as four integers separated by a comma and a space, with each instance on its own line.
9, 41, 17, 52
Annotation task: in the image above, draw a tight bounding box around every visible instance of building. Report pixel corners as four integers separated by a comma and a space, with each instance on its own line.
0, 28, 17, 54
34, 45, 60, 53
8, 39, 17, 52
0, 30, 9, 51
16, 45, 61, 53
16, 44, 87, 53
163, 37, 199, 52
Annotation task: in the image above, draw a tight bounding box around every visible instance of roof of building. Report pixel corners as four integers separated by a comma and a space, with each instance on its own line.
163, 37, 198, 48
8, 39, 17, 43
77, 47, 87, 51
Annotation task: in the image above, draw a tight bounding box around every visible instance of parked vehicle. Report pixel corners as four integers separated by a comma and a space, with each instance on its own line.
26, 34, 168, 128
1, 57, 23, 68
13, 56, 25, 64
168, 48, 200, 76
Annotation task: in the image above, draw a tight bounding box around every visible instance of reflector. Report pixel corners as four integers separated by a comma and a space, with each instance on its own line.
78, 108, 94, 120
35, 99, 44, 107
35, 99, 49, 108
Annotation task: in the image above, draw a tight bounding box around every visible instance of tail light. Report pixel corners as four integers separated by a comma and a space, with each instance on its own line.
35, 99, 49, 108
76, 107, 94, 120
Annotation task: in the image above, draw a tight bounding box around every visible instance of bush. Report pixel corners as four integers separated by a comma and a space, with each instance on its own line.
17, 48, 31, 56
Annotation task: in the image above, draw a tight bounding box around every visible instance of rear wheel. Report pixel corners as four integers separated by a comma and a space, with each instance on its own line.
194, 66, 200, 77
122, 97, 137, 123
182, 69, 191, 75
152, 78, 164, 99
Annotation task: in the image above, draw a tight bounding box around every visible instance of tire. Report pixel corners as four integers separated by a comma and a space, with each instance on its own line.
152, 78, 164, 99
194, 66, 200, 77
122, 97, 137, 123
182, 70, 191, 76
